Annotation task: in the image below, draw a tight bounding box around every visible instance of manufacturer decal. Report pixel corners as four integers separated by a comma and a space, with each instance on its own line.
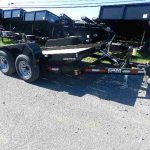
108, 68, 122, 73
63, 58, 76, 61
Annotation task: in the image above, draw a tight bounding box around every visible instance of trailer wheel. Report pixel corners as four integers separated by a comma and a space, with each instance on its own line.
15, 54, 39, 83
0, 50, 15, 75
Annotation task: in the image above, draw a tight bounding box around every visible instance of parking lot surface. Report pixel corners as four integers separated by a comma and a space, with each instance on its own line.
0, 73, 150, 150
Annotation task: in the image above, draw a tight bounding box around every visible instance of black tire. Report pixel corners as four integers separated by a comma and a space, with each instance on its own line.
0, 50, 15, 75
15, 54, 40, 83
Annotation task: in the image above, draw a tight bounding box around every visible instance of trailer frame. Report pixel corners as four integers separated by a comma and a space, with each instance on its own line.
0, 38, 149, 83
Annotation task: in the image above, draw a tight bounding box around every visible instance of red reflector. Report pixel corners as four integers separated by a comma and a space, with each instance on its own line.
130, 70, 138, 74
100, 69, 108, 73
85, 68, 92, 72
47, 67, 52, 71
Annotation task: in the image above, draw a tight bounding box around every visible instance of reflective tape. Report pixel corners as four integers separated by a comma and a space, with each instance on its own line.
48, 67, 59, 72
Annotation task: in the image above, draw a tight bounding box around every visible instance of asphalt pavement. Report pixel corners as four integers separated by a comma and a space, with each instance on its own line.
0, 72, 150, 150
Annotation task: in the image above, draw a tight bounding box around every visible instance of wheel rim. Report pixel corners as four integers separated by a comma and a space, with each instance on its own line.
0, 56, 9, 73
18, 61, 32, 80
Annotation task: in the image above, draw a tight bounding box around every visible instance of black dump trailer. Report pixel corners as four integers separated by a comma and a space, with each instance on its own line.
2, 9, 25, 32
0, 9, 2, 18
23, 11, 36, 34
0, 9, 3, 30
60, 14, 109, 43
99, 2, 150, 43
0, 9, 109, 44
2, 9, 12, 31
24, 10, 63, 38
24, 10, 108, 42
11, 9, 25, 33
34, 10, 63, 38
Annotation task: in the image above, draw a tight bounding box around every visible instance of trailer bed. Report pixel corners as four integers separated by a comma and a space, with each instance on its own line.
42, 42, 105, 61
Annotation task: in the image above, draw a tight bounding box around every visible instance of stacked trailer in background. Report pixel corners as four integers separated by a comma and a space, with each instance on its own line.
60, 14, 110, 43
0, 8, 110, 44
1, 9, 63, 39
23, 11, 35, 35
0, 9, 2, 21
34, 10, 62, 38
0, 9, 3, 32
99, 2, 150, 44
24, 10, 63, 38
2, 9, 25, 32
2, 9, 12, 31
11, 9, 25, 33
0, 9, 2, 18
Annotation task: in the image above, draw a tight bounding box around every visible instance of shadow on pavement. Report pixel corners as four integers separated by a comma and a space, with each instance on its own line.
32, 73, 149, 106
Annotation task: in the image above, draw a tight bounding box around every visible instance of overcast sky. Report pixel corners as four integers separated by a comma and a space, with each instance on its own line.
0, 0, 150, 19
